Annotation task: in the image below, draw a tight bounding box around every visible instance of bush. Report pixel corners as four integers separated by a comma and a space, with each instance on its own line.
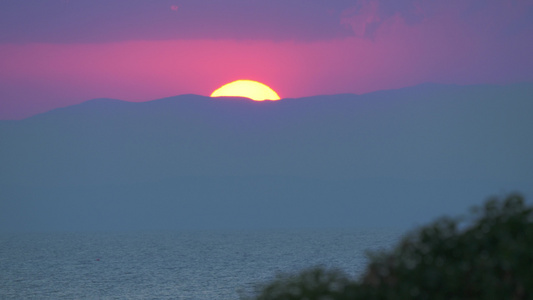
246, 194, 533, 300
244, 268, 353, 300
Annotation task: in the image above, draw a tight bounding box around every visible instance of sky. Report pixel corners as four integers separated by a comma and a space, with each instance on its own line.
1, 0, 532, 119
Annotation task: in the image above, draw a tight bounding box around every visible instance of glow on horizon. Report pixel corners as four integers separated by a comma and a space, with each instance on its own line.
0, 0, 532, 119
210, 80, 281, 101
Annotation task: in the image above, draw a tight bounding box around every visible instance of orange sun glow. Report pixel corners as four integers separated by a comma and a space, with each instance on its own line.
210, 80, 281, 101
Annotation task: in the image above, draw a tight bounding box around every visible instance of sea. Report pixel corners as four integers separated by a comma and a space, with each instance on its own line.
0, 229, 401, 299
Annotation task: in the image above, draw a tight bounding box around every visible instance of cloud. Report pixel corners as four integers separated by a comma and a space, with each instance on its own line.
0, 0, 531, 43
0, 0, 353, 43
340, 0, 533, 39
340, 0, 426, 38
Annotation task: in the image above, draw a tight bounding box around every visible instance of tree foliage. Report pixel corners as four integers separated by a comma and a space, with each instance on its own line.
246, 194, 533, 299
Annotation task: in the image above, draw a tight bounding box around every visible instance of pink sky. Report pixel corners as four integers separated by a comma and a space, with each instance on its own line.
0, 0, 532, 119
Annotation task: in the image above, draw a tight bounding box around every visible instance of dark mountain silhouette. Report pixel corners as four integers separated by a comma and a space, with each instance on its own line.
1, 83, 532, 231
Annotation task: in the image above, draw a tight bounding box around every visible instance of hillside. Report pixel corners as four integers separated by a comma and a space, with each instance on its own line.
1, 83, 532, 231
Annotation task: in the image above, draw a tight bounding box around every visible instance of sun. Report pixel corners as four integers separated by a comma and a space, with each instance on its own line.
210, 80, 281, 101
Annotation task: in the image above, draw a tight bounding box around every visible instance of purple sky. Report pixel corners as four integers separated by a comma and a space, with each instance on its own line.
1, 0, 532, 119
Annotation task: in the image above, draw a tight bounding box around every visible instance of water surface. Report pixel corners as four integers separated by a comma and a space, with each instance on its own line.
0, 229, 400, 299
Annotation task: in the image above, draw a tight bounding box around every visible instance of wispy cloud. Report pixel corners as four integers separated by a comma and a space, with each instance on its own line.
340, 0, 533, 39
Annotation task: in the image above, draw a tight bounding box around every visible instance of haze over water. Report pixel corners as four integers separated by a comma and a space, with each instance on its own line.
2, 84, 532, 232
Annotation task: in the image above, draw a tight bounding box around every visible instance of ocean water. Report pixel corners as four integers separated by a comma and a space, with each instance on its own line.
0, 229, 401, 299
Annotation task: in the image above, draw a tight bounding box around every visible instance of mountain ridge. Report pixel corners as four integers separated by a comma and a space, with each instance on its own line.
1, 82, 532, 231
2, 82, 529, 123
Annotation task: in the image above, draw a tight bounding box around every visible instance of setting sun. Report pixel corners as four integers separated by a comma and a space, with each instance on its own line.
210, 80, 281, 101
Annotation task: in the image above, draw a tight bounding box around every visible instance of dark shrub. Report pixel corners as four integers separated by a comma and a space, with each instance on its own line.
247, 194, 533, 300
